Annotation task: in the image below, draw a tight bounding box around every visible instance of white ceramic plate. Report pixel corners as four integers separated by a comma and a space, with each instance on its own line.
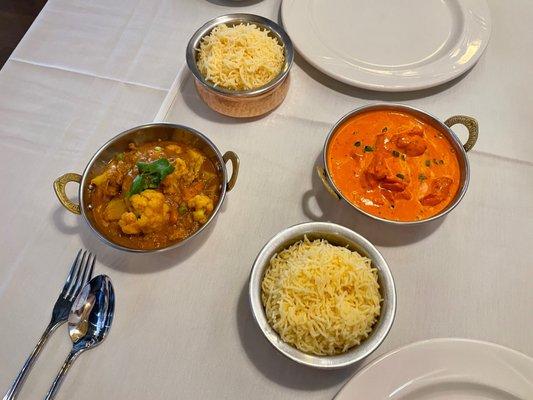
281, 0, 491, 91
335, 339, 533, 399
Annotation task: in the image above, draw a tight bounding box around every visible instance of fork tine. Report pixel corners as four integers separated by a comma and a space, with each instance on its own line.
80, 252, 95, 287
69, 251, 95, 301
66, 250, 88, 300
61, 249, 82, 295
86, 253, 96, 283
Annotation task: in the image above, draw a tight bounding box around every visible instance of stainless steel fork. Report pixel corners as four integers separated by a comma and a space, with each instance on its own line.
3, 250, 96, 400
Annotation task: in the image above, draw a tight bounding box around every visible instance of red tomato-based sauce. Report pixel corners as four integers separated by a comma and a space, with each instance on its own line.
327, 110, 461, 221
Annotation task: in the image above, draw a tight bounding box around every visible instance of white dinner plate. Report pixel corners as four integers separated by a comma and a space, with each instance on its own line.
281, 0, 491, 91
335, 339, 533, 399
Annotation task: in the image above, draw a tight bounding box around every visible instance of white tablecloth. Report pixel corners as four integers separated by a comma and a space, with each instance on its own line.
1, 1, 532, 399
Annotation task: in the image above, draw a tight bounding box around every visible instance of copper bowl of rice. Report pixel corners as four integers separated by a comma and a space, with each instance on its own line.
186, 14, 294, 118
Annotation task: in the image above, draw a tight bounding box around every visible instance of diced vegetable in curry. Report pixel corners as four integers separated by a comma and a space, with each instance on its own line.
88, 141, 220, 249
327, 110, 461, 221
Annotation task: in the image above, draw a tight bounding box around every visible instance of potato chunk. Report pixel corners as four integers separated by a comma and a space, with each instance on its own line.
165, 144, 182, 154
103, 199, 127, 221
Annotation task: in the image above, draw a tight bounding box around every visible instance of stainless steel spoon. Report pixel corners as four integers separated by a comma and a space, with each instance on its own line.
44, 275, 115, 400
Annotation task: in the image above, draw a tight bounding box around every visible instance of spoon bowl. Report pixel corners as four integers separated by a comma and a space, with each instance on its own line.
45, 275, 115, 400
68, 275, 114, 349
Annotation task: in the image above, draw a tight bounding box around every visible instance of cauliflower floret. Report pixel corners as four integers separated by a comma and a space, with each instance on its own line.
187, 149, 205, 177
187, 194, 214, 224
173, 158, 188, 176
118, 212, 141, 234
118, 190, 170, 234
161, 158, 188, 194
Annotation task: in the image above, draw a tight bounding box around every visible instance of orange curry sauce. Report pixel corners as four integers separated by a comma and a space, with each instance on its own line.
327, 110, 461, 221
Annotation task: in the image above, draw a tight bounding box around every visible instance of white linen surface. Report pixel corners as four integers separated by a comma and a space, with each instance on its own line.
1, 0, 532, 399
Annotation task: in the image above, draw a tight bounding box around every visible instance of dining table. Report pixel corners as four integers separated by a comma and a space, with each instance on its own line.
0, 0, 532, 399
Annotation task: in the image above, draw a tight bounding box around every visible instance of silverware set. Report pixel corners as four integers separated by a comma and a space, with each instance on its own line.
3, 250, 115, 400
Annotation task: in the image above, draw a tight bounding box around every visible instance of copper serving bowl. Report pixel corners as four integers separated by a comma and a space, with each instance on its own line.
186, 14, 294, 118
54, 123, 239, 253
317, 104, 479, 225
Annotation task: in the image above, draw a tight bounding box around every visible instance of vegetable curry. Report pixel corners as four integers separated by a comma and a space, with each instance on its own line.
88, 141, 220, 249
327, 110, 461, 221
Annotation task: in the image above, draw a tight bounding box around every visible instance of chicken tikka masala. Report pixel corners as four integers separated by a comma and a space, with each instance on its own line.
327, 110, 461, 221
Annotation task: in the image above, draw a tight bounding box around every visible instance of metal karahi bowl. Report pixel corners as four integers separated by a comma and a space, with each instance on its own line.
186, 13, 294, 118
53, 123, 239, 253
249, 222, 396, 369
317, 104, 479, 225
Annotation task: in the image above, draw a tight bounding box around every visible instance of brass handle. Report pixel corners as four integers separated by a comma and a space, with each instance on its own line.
316, 166, 340, 200
445, 115, 479, 152
222, 151, 239, 192
53, 173, 82, 214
